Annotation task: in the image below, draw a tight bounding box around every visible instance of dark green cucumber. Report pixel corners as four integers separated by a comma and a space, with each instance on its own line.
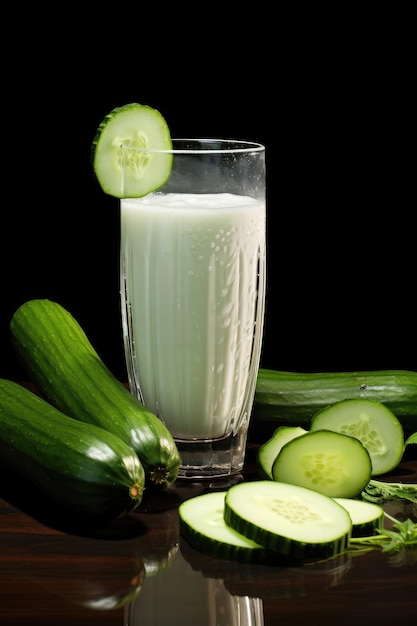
254, 368, 417, 436
10, 299, 181, 491
0, 378, 144, 520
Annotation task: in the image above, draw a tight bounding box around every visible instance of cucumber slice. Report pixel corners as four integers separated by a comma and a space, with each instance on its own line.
309, 398, 404, 476
224, 480, 352, 560
333, 497, 384, 537
91, 102, 173, 198
178, 491, 272, 563
271, 429, 372, 498
257, 425, 307, 479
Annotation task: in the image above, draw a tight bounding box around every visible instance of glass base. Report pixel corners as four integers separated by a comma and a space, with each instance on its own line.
175, 428, 249, 480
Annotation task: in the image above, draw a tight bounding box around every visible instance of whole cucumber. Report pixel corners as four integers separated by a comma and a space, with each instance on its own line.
254, 368, 417, 436
10, 299, 181, 491
0, 378, 145, 520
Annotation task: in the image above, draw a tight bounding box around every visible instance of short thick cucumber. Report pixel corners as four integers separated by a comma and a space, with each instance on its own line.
10, 299, 181, 491
0, 378, 144, 520
254, 368, 417, 436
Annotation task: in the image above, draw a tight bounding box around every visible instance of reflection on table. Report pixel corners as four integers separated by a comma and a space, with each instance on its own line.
0, 443, 416, 624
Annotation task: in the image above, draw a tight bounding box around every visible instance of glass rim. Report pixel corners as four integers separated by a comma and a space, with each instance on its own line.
121, 138, 265, 155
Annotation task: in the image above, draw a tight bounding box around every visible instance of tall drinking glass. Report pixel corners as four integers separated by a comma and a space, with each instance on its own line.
120, 139, 266, 479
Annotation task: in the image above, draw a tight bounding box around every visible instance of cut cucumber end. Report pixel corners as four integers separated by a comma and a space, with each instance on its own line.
91, 103, 173, 199
310, 398, 405, 476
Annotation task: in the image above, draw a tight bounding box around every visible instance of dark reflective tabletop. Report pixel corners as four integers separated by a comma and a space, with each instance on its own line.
0, 412, 416, 625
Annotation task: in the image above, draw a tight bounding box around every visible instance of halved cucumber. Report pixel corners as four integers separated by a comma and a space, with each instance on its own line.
257, 425, 307, 479
91, 102, 173, 198
333, 497, 384, 537
178, 491, 271, 563
224, 481, 352, 561
271, 429, 372, 498
310, 398, 404, 475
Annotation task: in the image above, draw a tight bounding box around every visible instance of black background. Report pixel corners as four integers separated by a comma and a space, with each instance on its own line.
1, 8, 415, 382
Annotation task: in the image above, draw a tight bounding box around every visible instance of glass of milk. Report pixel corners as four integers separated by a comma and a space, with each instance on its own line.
120, 139, 266, 479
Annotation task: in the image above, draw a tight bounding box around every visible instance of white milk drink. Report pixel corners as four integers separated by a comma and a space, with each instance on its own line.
121, 192, 266, 440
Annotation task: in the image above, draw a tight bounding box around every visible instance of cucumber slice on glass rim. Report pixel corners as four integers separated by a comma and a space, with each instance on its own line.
91, 102, 173, 198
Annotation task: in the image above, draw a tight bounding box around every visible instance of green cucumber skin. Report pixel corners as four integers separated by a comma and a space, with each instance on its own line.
10, 299, 181, 492
0, 378, 145, 520
179, 517, 271, 565
254, 368, 417, 435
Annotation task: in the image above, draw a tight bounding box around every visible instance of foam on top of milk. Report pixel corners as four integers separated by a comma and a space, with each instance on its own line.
124, 192, 259, 211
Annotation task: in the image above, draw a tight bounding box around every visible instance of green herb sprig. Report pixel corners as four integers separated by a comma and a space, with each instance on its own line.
350, 513, 417, 555
362, 479, 417, 504
351, 455, 417, 561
